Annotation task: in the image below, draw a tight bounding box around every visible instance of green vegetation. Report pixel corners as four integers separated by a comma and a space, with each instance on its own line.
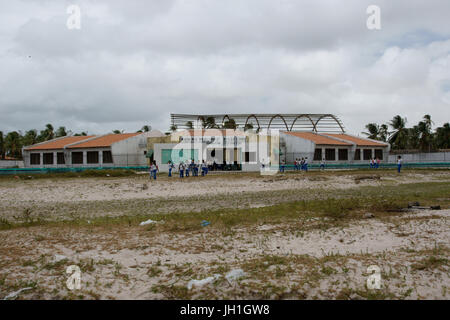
363, 114, 450, 151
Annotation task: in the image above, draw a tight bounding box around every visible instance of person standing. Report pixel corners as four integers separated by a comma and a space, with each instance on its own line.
148, 162, 153, 180
151, 161, 158, 180
320, 158, 325, 171
185, 159, 190, 177
376, 157, 381, 169
168, 161, 174, 177
304, 157, 308, 172
280, 159, 285, 173
397, 156, 402, 173
179, 161, 185, 178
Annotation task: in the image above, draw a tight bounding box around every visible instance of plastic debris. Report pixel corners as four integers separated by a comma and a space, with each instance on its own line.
225, 269, 246, 282
140, 219, 157, 226
53, 254, 67, 262
201, 220, 211, 227
187, 274, 220, 290
3, 287, 33, 300
363, 213, 375, 219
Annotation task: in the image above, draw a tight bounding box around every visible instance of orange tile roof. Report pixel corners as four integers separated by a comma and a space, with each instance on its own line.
284, 132, 352, 146
67, 133, 141, 149
24, 136, 95, 150
325, 134, 387, 147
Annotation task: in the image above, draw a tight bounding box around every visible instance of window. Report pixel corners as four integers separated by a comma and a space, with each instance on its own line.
103, 151, 113, 163
325, 148, 335, 161
313, 149, 322, 161
338, 149, 348, 161
354, 149, 361, 160
57, 152, 65, 164
30, 153, 40, 165
72, 152, 83, 164
374, 149, 383, 160
363, 149, 372, 160
244, 152, 256, 163
87, 151, 99, 164
43, 153, 54, 165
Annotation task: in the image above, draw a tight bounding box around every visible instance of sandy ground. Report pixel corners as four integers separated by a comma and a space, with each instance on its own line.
1, 171, 448, 204
0, 170, 449, 300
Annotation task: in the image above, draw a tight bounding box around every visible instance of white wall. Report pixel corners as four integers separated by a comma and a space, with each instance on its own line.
388, 152, 450, 163
0, 160, 24, 168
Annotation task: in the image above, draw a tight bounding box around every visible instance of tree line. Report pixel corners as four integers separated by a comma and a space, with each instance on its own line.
0, 124, 152, 160
363, 114, 450, 151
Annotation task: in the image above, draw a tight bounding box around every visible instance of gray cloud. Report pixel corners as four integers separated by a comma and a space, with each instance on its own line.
0, 0, 449, 135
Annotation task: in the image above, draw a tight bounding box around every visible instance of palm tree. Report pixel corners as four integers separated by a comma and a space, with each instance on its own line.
198, 116, 207, 129
56, 126, 67, 137
362, 123, 380, 140
435, 123, 450, 149
170, 125, 177, 132
185, 121, 194, 129
419, 115, 434, 152
222, 118, 237, 129
407, 126, 420, 149
141, 125, 151, 132
205, 117, 219, 129
112, 130, 123, 134
5, 131, 22, 158
38, 123, 55, 141
244, 123, 254, 131
0, 131, 5, 160
22, 130, 38, 147
388, 115, 408, 150
379, 124, 389, 142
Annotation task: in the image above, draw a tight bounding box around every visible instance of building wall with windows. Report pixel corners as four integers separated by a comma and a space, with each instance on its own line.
22, 131, 164, 168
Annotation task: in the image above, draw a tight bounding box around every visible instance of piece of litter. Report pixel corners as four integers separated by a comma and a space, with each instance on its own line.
187, 274, 220, 290
3, 287, 33, 300
53, 254, 67, 262
225, 269, 246, 282
140, 219, 157, 226
201, 220, 211, 227
363, 213, 375, 219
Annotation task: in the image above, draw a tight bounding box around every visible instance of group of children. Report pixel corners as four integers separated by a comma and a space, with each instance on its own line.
369, 157, 381, 169
166, 159, 209, 179
293, 158, 309, 172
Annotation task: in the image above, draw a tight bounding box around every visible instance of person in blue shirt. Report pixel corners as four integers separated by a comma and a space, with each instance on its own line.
168, 161, 174, 177
179, 162, 185, 178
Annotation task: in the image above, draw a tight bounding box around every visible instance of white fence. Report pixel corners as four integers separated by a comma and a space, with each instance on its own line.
387, 152, 450, 163
0, 160, 24, 168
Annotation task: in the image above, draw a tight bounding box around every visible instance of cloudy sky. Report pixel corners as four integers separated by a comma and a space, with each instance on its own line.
0, 0, 449, 135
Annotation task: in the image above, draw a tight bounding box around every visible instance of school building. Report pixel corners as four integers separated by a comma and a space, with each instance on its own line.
148, 113, 389, 172
22, 131, 164, 168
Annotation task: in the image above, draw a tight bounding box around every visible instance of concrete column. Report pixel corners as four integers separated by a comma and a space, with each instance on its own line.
53, 152, 57, 167
99, 150, 103, 166
335, 148, 339, 162
83, 151, 87, 165
40, 153, 43, 167
322, 147, 325, 161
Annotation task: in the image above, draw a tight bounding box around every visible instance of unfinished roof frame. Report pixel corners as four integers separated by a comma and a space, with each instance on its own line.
171, 113, 346, 133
